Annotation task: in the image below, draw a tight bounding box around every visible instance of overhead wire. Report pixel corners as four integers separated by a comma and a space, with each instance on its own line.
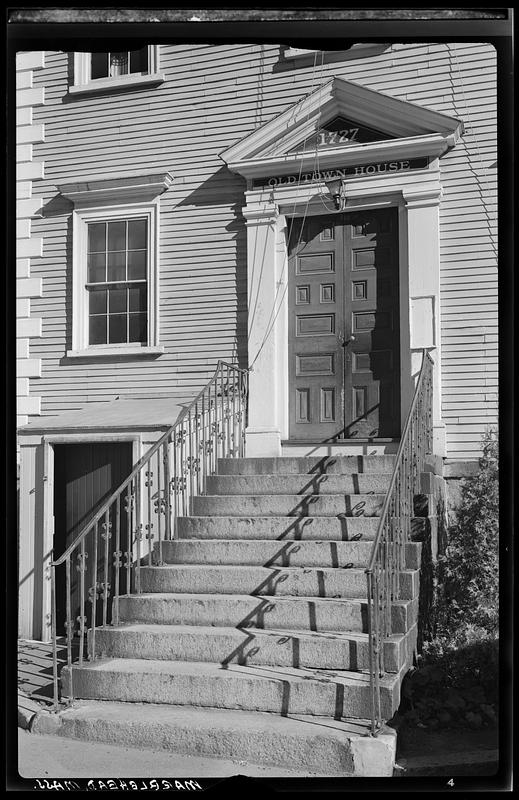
246, 49, 321, 353
448, 43, 498, 260
248, 49, 329, 371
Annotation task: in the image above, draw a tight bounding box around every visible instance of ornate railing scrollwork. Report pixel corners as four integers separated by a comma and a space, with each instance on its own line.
50, 361, 248, 710
366, 349, 434, 735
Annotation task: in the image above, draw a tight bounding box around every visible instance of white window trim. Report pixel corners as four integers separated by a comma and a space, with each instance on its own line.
70, 46, 165, 95
69, 202, 162, 358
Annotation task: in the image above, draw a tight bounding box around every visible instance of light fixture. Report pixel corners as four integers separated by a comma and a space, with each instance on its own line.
325, 177, 346, 210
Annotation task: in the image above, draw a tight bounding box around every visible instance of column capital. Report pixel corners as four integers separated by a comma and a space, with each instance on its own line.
243, 198, 279, 226
402, 185, 443, 208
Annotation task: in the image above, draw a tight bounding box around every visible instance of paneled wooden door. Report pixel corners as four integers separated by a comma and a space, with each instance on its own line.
53, 442, 133, 635
288, 208, 400, 441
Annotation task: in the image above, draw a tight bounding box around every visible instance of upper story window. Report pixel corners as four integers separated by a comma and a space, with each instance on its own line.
57, 171, 173, 359
70, 46, 165, 96
91, 49, 149, 80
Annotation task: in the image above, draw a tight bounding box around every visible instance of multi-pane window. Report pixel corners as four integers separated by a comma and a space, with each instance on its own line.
86, 219, 148, 345
90, 49, 149, 80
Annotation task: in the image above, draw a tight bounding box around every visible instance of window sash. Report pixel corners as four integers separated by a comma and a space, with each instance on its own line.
84, 216, 150, 347
90, 48, 149, 80
71, 202, 159, 354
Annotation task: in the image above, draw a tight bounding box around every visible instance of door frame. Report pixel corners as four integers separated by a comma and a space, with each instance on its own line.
242, 163, 444, 457
41, 433, 141, 642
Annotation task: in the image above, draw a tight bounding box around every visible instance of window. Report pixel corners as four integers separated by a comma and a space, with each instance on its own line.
90, 49, 149, 80
71, 205, 160, 356
87, 218, 148, 346
58, 170, 173, 358
71, 46, 165, 96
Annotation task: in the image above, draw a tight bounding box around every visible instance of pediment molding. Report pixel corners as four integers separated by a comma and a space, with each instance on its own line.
220, 77, 464, 180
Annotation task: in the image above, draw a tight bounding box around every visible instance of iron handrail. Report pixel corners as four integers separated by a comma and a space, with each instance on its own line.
52, 361, 245, 568
50, 360, 248, 710
365, 348, 434, 735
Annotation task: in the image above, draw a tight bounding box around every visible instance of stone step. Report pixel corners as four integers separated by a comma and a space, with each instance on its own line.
118, 592, 418, 634
90, 623, 408, 672
177, 515, 380, 540
156, 539, 421, 570
205, 473, 392, 496
192, 494, 385, 517
217, 455, 396, 475
62, 658, 404, 720
34, 700, 397, 776
139, 564, 419, 600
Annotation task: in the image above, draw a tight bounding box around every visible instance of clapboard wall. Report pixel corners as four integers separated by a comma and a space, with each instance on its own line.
26, 42, 497, 460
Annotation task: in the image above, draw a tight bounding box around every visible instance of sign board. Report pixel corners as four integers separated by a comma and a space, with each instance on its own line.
252, 157, 429, 190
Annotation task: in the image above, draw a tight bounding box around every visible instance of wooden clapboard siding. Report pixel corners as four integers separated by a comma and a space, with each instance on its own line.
27, 43, 497, 460
434, 44, 497, 460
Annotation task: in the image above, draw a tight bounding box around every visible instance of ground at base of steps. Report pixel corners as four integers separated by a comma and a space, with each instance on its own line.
394, 722, 499, 777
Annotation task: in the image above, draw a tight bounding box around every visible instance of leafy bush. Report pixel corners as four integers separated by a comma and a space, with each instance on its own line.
400, 427, 499, 730
435, 427, 499, 636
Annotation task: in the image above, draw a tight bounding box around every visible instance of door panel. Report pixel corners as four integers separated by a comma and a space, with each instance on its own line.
288, 216, 345, 439
288, 209, 400, 441
53, 442, 133, 636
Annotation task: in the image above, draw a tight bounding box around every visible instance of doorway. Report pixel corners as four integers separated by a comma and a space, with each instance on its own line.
53, 442, 133, 636
288, 208, 400, 441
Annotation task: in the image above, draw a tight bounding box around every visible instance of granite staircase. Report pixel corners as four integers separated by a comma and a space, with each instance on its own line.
57, 455, 421, 777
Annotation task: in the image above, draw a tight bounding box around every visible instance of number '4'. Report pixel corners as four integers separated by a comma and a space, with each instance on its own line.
447, 778, 455, 787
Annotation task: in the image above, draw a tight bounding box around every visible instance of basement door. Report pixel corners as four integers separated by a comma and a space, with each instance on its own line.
288, 208, 400, 441
53, 442, 133, 636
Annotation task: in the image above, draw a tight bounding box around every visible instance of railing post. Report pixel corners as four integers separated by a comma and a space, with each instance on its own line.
65, 555, 72, 696
90, 523, 98, 660
51, 561, 59, 711
114, 496, 121, 624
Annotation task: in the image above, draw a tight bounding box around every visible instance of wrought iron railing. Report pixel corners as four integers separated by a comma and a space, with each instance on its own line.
365, 349, 434, 735
50, 361, 248, 710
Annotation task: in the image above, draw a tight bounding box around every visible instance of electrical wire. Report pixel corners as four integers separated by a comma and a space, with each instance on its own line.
248, 49, 330, 371
448, 43, 498, 260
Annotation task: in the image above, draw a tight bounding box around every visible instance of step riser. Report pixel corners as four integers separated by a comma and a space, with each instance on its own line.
140, 565, 419, 600
206, 474, 392, 495
177, 516, 379, 540
62, 666, 400, 720
156, 540, 420, 570
48, 706, 396, 776
90, 627, 405, 672
118, 595, 419, 634
192, 495, 385, 517
217, 456, 396, 475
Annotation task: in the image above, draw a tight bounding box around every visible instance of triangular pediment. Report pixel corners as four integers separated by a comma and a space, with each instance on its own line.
220, 77, 463, 179
289, 114, 395, 153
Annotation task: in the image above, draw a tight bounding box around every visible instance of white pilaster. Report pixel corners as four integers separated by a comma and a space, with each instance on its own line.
403, 186, 445, 456
243, 199, 283, 456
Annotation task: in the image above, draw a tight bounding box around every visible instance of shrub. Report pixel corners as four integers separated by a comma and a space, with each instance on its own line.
435, 426, 499, 636
400, 427, 499, 729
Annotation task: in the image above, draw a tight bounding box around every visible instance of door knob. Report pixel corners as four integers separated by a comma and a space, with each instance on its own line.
339, 334, 355, 347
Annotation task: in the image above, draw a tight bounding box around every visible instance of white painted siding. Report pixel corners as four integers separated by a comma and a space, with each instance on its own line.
26, 42, 497, 459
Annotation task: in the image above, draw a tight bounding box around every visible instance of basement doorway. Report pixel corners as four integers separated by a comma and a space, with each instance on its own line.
53, 442, 133, 636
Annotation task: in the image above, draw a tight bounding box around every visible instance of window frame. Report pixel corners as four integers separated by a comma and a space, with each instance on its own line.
70, 202, 161, 357
71, 46, 165, 95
